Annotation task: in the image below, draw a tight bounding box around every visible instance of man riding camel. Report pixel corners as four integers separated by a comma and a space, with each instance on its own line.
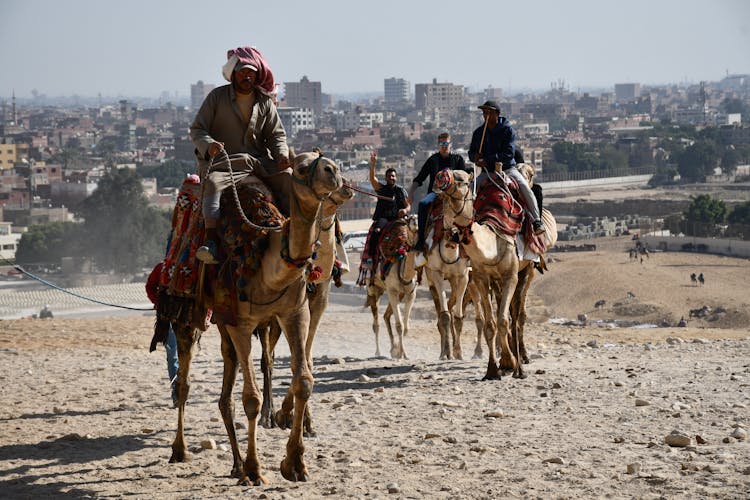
190, 46, 290, 264
468, 100, 546, 236
408, 132, 473, 253
356, 151, 410, 286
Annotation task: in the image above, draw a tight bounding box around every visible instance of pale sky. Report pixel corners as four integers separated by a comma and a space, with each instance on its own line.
1, 0, 748, 100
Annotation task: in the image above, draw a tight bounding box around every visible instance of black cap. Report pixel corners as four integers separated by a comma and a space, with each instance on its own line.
478, 100, 501, 113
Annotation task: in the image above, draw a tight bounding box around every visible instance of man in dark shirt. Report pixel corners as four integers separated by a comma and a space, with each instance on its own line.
408, 132, 473, 252
468, 100, 545, 235
361, 151, 410, 270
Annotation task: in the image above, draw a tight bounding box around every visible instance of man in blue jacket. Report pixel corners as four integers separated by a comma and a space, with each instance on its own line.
468, 101, 546, 235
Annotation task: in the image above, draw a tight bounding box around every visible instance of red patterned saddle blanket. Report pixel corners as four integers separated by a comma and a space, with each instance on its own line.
473, 172, 546, 255
377, 219, 410, 280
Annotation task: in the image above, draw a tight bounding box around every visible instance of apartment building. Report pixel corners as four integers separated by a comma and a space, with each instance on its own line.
284, 76, 322, 116
415, 79, 465, 122
278, 107, 315, 138
190, 80, 215, 110
384, 77, 411, 108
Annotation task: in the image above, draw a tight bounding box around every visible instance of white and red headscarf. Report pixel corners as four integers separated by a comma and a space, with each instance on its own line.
222, 46, 276, 97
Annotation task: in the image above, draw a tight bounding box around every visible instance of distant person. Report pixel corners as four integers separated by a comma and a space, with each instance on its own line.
146, 262, 178, 407
408, 132, 472, 253
39, 304, 53, 319
190, 46, 290, 264
698, 272, 705, 286
468, 100, 545, 235
356, 151, 410, 286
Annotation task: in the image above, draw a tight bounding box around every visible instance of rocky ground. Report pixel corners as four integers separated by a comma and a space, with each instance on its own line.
1, 237, 749, 498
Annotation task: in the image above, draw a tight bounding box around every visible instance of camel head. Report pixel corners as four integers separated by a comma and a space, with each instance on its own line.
291, 151, 342, 201
517, 162, 536, 187
406, 213, 418, 244
438, 169, 474, 229
328, 179, 355, 207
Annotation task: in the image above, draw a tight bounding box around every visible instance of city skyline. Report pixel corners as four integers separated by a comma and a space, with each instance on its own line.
1, 0, 749, 100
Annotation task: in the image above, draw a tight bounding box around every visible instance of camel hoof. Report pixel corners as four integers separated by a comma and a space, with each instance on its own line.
482, 373, 502, 381
280, 458, 309, 482
522, 356, 530, 364
259, 411, 277, 429
169, 450, 190, 463
237, 473, 268, 486
472, 353, 482, 360
512, 370, 527, 379
275, 409, 293, 430
230, 464, 244, 479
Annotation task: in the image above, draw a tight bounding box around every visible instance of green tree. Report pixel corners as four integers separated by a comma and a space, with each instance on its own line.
676, 141, 719, 181
15, 221, 82, 265
78, 168, 170, 273
680, 194, 727, 237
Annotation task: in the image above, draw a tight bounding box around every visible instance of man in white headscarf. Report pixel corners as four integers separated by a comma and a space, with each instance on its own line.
190, 46, 290, 264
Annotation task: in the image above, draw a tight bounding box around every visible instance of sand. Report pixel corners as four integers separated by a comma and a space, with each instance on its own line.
1, 237, 749, 499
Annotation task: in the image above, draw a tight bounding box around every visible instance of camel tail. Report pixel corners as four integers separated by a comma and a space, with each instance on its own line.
150, 316, 171, 352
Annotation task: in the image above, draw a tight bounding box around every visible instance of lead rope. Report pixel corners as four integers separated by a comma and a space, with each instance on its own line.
209, 149, 284, 232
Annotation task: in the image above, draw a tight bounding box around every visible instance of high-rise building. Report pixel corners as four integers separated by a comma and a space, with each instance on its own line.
415, 79, 465, 121
614, 83, 641, 103
284, 76, 322, 116
384, 77, 411, 108
190, 80, 215, 110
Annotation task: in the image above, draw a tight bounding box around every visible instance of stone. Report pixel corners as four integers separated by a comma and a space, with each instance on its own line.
200, 439, 217, 450
626, 463, 640, 474
664, 431, 692, 447
730, 427, 747, 441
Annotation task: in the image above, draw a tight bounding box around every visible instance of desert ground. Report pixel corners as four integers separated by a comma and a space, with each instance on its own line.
1, 232, 749, 499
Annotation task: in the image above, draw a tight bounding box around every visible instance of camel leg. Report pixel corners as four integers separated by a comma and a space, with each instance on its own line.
367, 286, 382, 357
169, 322, 200, 464
494, 272, 519, 375
477, 281, 501, 381
511, 265, 536, 377
216, 324, 244, 478
277, 309, 314, 482
400, 285, 416, 360
305, 282, 330, 371
224, 320, 267, 487
437, 311, 452, 360
448, 275, 469, 360
384, 301, 399, 359
259, 321, 282, 429
465, 279, 485, 359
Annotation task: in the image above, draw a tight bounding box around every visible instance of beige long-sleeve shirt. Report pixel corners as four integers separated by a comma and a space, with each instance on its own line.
189, 84, 288, 167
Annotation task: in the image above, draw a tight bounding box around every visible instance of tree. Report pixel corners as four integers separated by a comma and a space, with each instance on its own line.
676, 141, 719, 182
680, 194, 727, 237
78, 168, 170, 273
15, 221, 82, 266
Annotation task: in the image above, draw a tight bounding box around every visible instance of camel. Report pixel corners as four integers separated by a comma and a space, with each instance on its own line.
366, 215, 419, 359
421, 194, 473, 360
439, 170, 520, 380
169, 151, 343, 486
257, 182, 354, 435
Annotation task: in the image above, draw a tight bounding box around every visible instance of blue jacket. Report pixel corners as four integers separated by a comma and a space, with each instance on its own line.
468, 117, 516, 172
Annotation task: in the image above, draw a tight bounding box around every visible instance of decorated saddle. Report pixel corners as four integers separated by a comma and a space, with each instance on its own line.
473, 172, 546, 256
356, 219, 410, 285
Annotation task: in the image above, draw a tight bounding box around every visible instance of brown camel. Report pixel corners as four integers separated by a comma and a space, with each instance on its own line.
366, 215, 419, 359
170, 151, 342, 486
440, 169, 520, 380
257, 182, 354, 435
422, 192, 472, 360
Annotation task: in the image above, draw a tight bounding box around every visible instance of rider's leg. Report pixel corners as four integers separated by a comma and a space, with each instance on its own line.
415, 191, 436, 251
504, 166, 545, 234
197, 174, 222, 263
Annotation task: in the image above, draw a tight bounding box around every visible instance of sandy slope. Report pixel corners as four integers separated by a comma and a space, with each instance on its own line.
0, 243, 748, 499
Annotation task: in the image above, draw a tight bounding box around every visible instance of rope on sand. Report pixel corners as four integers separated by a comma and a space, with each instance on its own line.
1, 256, 153, 312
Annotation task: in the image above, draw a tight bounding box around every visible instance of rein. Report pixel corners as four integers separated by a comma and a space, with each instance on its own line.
208, 150, 283, 232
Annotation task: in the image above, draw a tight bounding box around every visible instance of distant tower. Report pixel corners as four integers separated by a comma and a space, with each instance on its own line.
190, 80, 214, 110
12, 90, 17, 125
699, 81, 707, 123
